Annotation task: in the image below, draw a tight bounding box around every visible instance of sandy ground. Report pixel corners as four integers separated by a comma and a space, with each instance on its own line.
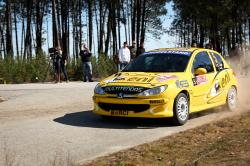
0, 78, 249, 166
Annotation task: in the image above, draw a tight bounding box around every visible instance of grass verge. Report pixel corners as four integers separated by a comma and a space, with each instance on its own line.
84, 111, 250, 166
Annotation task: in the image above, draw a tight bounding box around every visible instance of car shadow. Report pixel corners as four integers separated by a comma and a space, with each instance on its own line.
53, 108, 224, 129
53, 110, 176, 129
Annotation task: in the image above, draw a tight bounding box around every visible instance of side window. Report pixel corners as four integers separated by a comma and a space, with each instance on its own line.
192, 52, 214, 73
211, 52, 224, 71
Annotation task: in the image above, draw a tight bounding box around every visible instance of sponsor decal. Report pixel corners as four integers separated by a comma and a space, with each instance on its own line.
176, 80, 189, 88
157, 75, 177, 82
127, 76, 155, 83
104, 86, 146, 94
110, 110, 128, 116
210, 80, 221, 97
193, 75, 208, 86
117, 93, 124, 98
113, 76, 126, 81
221, 73, 230, 88
150, 99, 164, 104
144, 51, 191, 56
180, 80, 189, 87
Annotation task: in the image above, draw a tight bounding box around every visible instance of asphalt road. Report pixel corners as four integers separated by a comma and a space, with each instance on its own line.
0, 80, 248, 166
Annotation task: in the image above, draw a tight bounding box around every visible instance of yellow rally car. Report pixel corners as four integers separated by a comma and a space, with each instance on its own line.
93, 48, 238, 125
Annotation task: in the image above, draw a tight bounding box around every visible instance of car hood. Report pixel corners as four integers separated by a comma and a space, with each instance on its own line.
99, 72, 184, 88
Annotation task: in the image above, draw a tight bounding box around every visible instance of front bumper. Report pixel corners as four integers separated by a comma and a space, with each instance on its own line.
92, 96, 174, 118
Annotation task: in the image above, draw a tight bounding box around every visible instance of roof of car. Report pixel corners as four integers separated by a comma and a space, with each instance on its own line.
149, 47, 198, 52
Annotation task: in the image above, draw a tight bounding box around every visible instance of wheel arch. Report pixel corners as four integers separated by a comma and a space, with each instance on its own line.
173, 89, 190, 111
176, 90, 190, 101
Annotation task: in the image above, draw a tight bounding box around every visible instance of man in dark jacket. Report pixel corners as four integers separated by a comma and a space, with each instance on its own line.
80, 43, 93, 82
61, 54, 69, 82
54, 46, 62, 83
129, 40, 137, 60
136, 41, 145, 58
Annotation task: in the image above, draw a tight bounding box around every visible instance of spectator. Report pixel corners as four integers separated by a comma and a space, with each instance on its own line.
136, 41, 145, 57
205, 43, 214, 50
80, 43, 93, 82
118, 41, 130, 71
129, 40, 137, 60
54, 46, 62, 83
61, 52, 69, 82
191, 40, 197, 47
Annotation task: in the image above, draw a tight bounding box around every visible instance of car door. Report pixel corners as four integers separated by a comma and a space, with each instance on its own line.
190, 51, 216, 107
207, 52, 230, 104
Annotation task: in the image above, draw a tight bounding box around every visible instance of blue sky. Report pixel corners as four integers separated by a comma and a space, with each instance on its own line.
145, 1, 176, 51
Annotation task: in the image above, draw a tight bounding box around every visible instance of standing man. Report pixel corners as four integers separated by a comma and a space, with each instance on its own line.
54, 46, 62, 83
61, 53, 69, 82
136, 41, 145, 58
80, 43, 93, 82
118, 41, 130, 71
129, 40, 137, 60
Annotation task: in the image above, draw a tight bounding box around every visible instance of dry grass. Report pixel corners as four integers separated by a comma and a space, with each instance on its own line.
84, 111, 250, 166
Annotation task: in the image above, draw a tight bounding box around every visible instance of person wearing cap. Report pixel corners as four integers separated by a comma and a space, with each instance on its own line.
129, 41, 137, 60
79, 43, 93, 82
118, 41, 131, 71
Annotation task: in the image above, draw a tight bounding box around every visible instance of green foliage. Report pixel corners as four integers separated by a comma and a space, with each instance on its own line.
0, 53, 117, 83
0, 52, 51, 83
91, 54, 117, 79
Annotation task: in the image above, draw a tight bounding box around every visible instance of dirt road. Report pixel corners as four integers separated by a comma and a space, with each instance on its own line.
0, 80, 248, 166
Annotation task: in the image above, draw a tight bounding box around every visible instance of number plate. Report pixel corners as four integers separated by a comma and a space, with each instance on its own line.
110, 110, 129, 116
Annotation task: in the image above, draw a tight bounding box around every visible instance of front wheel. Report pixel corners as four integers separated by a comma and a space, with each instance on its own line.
172, 93, 189, 125
226, 86, 237, 111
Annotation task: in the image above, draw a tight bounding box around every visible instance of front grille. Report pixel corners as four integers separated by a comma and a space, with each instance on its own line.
98, 103, 150, 113
103, 86, 148, 95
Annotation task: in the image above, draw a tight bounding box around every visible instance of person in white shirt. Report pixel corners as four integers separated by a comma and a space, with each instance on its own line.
118, 41, 131, 71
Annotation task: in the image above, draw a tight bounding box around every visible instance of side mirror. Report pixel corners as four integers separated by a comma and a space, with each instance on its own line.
195, 67, 207, 75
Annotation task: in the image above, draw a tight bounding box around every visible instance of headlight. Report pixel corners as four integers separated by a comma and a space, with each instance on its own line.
94, 84, 105, 95
138, 85, 167, 96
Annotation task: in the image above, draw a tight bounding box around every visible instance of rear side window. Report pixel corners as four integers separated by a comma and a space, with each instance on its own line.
211, 52, 224, 71
192, 51, 214, 73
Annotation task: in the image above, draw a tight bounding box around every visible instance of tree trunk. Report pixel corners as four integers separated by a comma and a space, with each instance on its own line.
88, 0, 93, 51
56, 0, 62, 46
131, 0, 136, 42
52, 0, 60, 48
99, 0, 105, 54
5, 0, 13, 58
105, 10, 111, 55
117, 0, 121, 48
61, 0, 69, 60
14, 5, 19, 59
36, 0, 45, 55
226, 27, 231, 54
140, 0, 146, 43
23, 1, 33, 61
79, 0, 83, 50
136, 0, 141, 47
0, 25, 6, 59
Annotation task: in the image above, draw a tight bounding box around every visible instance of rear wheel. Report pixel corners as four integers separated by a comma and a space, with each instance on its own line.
226, 86, 237, 111
172, 93, 189, 125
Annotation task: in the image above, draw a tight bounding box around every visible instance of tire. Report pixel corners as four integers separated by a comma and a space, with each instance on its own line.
226, 86, 237, 111
172, 93, 189, 125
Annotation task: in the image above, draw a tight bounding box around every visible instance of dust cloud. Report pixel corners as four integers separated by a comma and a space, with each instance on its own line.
227, 47, 250, 112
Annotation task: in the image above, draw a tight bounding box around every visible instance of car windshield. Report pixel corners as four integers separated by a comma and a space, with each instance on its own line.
123, 51, 191, 72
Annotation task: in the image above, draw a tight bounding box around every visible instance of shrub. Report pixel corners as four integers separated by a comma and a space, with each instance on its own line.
0, 53, 117, 83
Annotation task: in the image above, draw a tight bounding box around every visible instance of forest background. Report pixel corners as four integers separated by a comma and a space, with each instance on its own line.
0, 0, 250, 83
